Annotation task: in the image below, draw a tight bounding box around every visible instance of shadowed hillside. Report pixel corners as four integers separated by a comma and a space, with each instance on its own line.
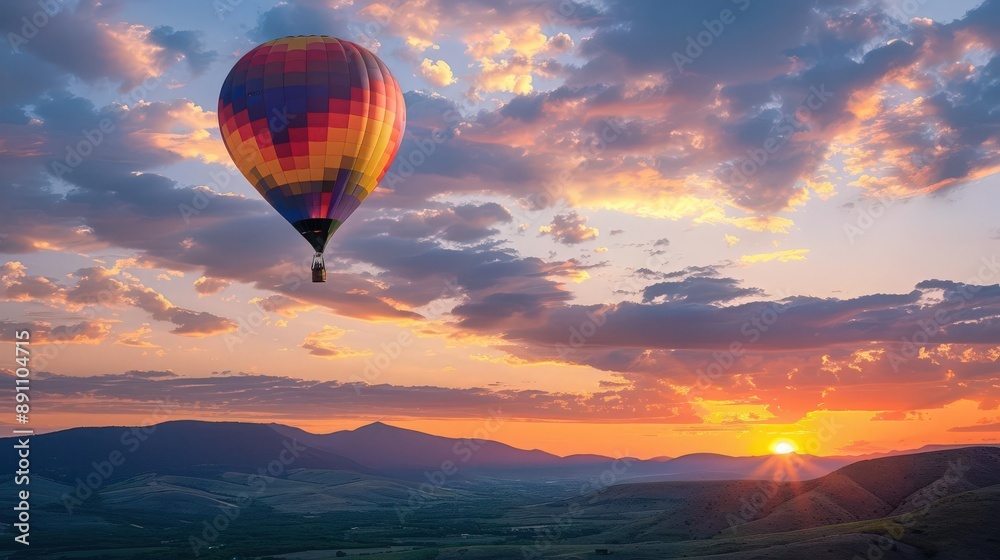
535, 446, 1000, 543
16, 420, 370, 484
0, 431, 997, 559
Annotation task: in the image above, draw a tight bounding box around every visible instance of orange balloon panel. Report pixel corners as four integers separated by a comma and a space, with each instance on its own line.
218, 36, 406, 252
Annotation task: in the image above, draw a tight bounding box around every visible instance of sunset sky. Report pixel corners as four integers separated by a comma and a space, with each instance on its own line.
2, 0, 1000, 459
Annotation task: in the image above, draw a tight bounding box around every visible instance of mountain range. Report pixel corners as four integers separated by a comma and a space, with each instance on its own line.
13, 419, 992, 485
1, 420, 998, 559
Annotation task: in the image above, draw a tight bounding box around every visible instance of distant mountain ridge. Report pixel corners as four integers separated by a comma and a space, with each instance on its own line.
6, 419, 997, 485
270, 420, 570, 469
9, 420, 369, 484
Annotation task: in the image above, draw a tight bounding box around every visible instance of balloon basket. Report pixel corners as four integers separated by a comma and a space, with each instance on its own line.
311, 253, 326, 283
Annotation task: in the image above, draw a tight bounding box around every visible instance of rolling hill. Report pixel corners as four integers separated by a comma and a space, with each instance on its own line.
531, 446, 1000, 543
11, 420, 370, 484
0, 432, 997, 559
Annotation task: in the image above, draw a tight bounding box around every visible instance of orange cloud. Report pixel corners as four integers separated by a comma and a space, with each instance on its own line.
116, 323, 159, 348
139, 100, 227, 164
300, 325, 371, 359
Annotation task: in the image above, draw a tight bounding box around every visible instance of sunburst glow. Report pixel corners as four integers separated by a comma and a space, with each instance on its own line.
773, 441, 797, 454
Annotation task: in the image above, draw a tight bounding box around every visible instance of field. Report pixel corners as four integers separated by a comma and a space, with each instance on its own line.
1, 448, 999, 559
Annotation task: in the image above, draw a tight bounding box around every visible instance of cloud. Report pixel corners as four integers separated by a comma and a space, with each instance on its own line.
472, 279, 1000, 360
545, 32, 574, 55
147, 26, 217, 74
300, 325, 370, 359
9, 370, 699, 423
360, 0, 600, 59
740, 249, 810, 264
642, 277, 764, 305
135, 300, 233, 337
463, 23, 580, 99
418, 58, 456, 87
115, 323, 159, 348
139, 100, 227, 164
115, 324, 158, 348
0, 0, 212, 90
122, 370, 177, 378
193, 276, 231, 297
2, 0, 1000, 432
539, 212, 599, 244
4, 263, 236, 338
0, 93, 232, 259
251, 295, 317, 319
870, 410, 924, 421
452, 290, 574, 330
501, 286, 954, 353
1, 261, 63, 302
468, 55, 535, 98
0, 320, 110, 345
949, 422, 1000, 432
327, 226, 599, 330
360, 0, 1000, 221
248, 0, 350, 43
440, 275, 1000, 420
351, 202, 513, 244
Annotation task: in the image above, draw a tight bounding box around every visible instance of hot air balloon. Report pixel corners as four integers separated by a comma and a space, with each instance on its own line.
218, 36, 406, 282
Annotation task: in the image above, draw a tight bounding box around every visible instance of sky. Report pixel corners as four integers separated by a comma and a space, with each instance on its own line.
2, 0, 1000, 459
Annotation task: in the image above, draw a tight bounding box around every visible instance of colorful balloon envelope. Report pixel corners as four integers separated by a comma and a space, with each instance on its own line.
218, 36, 406, 282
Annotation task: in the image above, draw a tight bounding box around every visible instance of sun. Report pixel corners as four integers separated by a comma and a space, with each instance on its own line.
772, 440, 797, 454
